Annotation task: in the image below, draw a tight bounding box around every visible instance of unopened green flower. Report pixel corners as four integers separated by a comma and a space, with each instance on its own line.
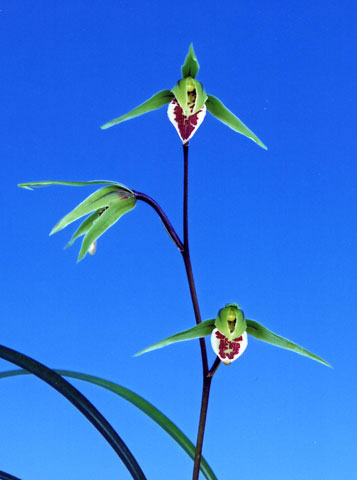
101, 45, 267, 148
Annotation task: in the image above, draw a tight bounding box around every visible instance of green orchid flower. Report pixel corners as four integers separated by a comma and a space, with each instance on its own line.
101, 45, 267, 148
135, 303, 330, 368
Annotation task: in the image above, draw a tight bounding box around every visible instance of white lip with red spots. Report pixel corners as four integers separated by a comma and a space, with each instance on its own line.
168, 98, 206, 144
211, 329, 248, 365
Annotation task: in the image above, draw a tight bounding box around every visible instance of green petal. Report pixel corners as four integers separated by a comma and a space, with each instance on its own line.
181, 44, 199, 79
206, 94, 267, 150
100, 90, 174, 130
171, 78, 207, 116
246, 320, 331, 367
51, 186, 133, 235
191, 79, 208, 114
0, 369, 218, 480
171, 79, 189, 116
135, 319, 215, 356
78, 198, 136, 261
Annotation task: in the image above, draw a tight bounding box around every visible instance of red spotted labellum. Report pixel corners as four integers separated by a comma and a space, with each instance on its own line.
167, 96, 206, 144
211, 329, 248, 365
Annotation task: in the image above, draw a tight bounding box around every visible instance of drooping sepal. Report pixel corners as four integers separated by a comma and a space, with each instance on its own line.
181, 44, 200, 79
211, 329, 248, 365
19, 180, 136, 262
135, 319, 215, 356
100, 89, 174, 130
246, 319, 331, 367
206, 94, 267, 149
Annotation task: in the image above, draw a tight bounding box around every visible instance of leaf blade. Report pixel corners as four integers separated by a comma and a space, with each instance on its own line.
0, 346, 146, 479
246, 320, 331, 367
0, 369, 217, 480
100, 90, 174, 130
206, 94, 267, 149
135, 319, 215, 356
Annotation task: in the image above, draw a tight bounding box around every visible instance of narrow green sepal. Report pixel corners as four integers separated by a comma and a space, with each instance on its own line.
246, 319, 331, 367
100, 89, 174, 129
18, 180, 132, 190
65, 209, 102, 248
50, 185, 134, 235
215, 303, 247, 340
77, 197, 136, 261
206, 94, 267, 149
181, 44, 199, 79
135, 319, 215, 356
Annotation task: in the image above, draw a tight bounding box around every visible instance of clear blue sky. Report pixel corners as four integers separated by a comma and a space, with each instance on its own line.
1, 1, 356, 479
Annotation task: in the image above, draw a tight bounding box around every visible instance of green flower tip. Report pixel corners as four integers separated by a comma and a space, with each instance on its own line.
181, 43, 200, 79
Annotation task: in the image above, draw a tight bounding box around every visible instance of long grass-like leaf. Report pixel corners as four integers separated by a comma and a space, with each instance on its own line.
246, 320, 331, 367
0, 369, 218, 480
100, 90, 174, 130
0, 346, 146, 480
0, 471, 22, 480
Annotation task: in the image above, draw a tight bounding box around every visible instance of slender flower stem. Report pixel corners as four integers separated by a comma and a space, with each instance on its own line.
135, 144, 219, 479
181, 144, 208, 375
181, 143, 214, 480
133, 191, 184, 252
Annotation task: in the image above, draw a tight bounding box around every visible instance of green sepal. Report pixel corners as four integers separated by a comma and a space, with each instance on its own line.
77, 197, 136, 261
206, 94, 267, 150
171, 78, 207, 116
135, 319, 215, 356
246, 319, 331, 367
65, 209, 102, 248
100, 89, 174, 130
50, 185, 134, 235
18, 179, 131, 190
181, 44, 200, 79
215, 303, 247, 340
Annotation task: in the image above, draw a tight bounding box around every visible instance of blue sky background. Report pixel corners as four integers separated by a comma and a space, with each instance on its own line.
1, 1, 356, 479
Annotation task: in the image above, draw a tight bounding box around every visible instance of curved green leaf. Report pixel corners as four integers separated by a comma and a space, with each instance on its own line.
78, 198, 136, 261
0, 470, 22, 480
0, 369, 217, 480
246, 320, 331, 367
100, 90, 174, 130
0, 346, 146, 479
181, 44, 199, 79
206, 94, 267, 150
135, 319, 215, 356
18, 180, 130, 190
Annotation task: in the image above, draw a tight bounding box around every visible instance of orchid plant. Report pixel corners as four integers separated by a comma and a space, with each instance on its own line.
0, 45, 329, 480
